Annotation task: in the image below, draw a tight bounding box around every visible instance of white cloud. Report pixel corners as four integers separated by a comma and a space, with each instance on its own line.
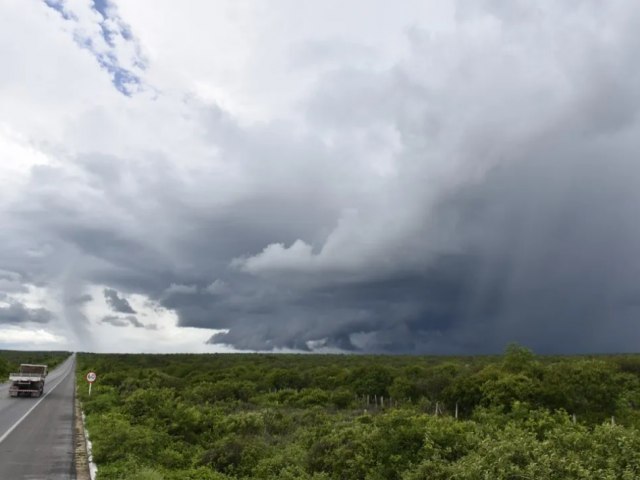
235, 239, 315, 274
0, 326, 67, 348
116, 0, 451, 121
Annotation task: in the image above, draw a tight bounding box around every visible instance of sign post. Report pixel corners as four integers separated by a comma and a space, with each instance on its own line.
86, 371, 97, 396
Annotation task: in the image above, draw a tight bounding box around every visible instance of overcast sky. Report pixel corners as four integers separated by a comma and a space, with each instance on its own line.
1, 0, 640, 353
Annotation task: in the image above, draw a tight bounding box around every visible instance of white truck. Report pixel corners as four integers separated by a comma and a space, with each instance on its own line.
9, 364, 48, 397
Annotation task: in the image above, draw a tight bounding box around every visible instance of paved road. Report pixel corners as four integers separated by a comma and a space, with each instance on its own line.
0, 354, 76, 479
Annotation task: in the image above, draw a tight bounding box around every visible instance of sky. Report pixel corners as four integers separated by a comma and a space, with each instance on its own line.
1, 0, 640, 354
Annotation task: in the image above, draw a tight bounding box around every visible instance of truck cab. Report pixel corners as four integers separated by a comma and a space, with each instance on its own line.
9, 364, 48, 397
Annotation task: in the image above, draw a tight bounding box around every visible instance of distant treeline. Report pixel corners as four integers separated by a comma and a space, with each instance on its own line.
0, 350, 70, 380
77, 346, 640, 480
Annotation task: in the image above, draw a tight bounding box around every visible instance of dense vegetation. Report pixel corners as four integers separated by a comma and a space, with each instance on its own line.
0, 350, 70, 380
77, 346, 640, 480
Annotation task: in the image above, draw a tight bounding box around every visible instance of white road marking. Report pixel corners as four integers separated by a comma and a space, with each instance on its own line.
0, 362, 73, 445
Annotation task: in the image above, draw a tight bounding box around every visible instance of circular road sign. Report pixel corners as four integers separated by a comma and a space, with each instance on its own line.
86, 371, 97, 383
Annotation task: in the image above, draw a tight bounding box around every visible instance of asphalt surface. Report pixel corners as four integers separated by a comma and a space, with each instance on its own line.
0, 354, 76, 479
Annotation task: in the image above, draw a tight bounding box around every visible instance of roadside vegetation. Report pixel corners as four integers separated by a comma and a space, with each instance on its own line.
0, 350, 70, 381
76, 346, 640, 479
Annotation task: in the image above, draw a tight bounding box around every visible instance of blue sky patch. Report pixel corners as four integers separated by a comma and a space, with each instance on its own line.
42, 0, 145, 97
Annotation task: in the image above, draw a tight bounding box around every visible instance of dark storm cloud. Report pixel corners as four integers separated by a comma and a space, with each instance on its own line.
3, 1, 640, 353
0, 301, 54, 324
433, 150, 640, 353
103, 288, 136, 314
207, 135, 640, 354
205, 256, 490, 352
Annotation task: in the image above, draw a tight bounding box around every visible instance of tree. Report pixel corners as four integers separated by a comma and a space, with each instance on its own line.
349, 365, 393, 397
